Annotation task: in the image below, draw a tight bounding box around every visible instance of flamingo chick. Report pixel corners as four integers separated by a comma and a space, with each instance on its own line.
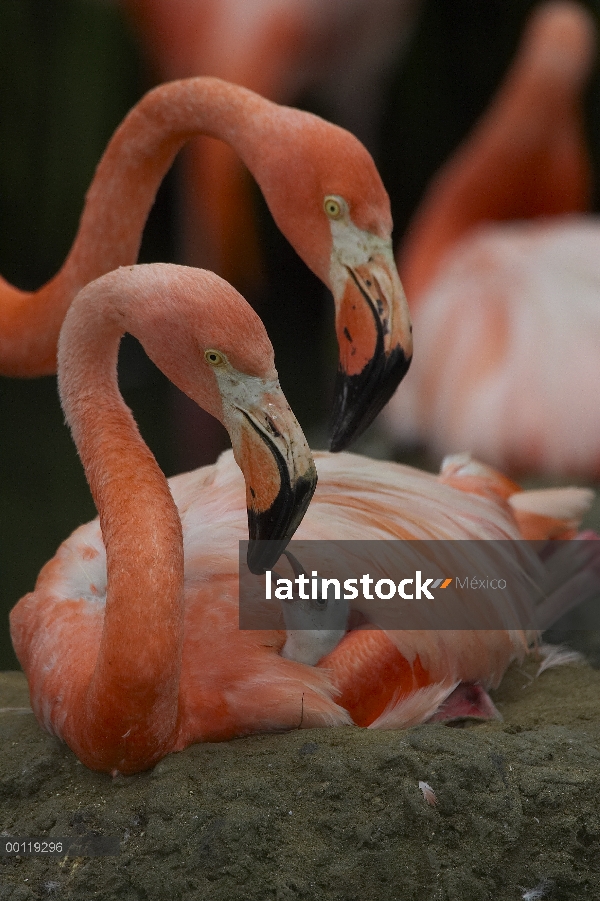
0, 77, 412, 450
384, 1, 599, 475
10, 263, 325, 775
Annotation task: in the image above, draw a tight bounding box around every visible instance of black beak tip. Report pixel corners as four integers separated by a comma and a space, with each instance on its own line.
245, 464, 317, 574
246, 538, 287, 575
329, 346, 412, 452
328, 429, 347, 455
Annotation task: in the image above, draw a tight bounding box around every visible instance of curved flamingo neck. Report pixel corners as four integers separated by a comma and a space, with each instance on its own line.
399, 5, 595, 303
0, 78, 273, 378
58, 288, 185, 772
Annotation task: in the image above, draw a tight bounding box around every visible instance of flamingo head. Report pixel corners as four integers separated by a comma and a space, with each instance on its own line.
244, 104, 413, 450
115, 264, 318, 574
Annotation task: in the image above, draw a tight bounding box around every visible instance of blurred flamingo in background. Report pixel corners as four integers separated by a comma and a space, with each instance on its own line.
0, 77, 412, 451
383, 1, 600, 477
11, 265, 598, 773
122, 0, 423, 292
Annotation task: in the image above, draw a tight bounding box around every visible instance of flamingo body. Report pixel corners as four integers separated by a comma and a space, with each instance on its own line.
13, 443, 595, 771
13, 506, 348, 753
387, 217, 600, 474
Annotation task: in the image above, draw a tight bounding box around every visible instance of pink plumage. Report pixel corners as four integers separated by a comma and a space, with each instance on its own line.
13, 421, 597, 771
386, 218, 600, 474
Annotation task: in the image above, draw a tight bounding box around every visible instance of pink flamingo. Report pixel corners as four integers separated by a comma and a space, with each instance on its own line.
383, 1, 600, 476
11, 264, 596, 772
122, 0, 421, 289
0, 77, 412, 451
10, 263, 327, 775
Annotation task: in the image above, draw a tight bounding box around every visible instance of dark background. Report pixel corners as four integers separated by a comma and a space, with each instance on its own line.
1, 0, 600, 668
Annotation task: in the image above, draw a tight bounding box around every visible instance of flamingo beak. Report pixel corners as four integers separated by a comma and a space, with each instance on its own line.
330, 247, 412, 451
233, 390, 317, 575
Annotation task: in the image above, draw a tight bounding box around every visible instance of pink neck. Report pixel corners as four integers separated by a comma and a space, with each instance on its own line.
58, 289, 185, 772
0, 78, 269, 377
398, 13, 593, 302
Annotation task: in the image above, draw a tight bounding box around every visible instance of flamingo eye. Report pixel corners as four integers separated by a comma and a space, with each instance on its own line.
324, 195, 346, 220
204, 349, 225, 366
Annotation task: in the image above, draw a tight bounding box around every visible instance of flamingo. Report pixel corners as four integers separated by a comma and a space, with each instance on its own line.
9, 263, 330, 775
0, 77, 412, 451
122, 0, 422, 289
10, 265, 597, 773
383, 1, 600, 476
